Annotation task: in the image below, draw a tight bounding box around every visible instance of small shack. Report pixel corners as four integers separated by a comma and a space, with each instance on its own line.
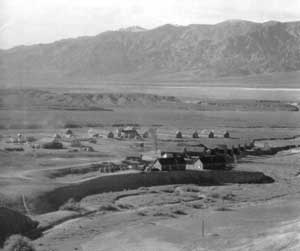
184, 146, 206, 157
146, 157, 186, 172
120, 127, 139, 139
176, 131, 183, 139
70, 139, 82, 147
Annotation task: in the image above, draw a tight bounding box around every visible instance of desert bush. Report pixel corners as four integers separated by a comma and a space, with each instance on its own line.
210, 192, 221, 199
222, 193, 236, 201
42, 141, 63, 149
159, 186, 175, 193
3, 235, 35, 251
138, 186, 149, 191
184, 185, 200, 193
59, 198, 81, 212
137, 210, 148, 216
63, 122, 81, 128
172, 209, 187, 215
116, 203, 134, 210
98, 203, 119, 212
153, 212, 176, 218
215, 206, 233, 211
174, 187, 185, 196
189, 203, 204, 209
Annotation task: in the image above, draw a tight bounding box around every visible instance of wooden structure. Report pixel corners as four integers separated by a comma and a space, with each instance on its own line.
146, 157, 186, 171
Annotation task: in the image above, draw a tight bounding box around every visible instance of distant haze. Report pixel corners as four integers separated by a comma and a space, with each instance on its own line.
1, 0, 300, 49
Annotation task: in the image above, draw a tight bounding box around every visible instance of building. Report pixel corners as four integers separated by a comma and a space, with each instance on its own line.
199, 155, 227, 170
142, 150, 162, 161
183, 146, 207, 157
70, 139, 82, 147
186, 158, 203, 170
146, 157, 186, 171
120, 127, 139, 139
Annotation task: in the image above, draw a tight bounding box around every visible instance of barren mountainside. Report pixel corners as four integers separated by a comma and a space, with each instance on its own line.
1, 20, 300, 85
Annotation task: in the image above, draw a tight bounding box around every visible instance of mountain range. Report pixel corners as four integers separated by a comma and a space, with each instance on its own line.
1, 20, 300, 86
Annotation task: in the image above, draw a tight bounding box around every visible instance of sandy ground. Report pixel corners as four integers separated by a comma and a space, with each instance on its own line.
32, 150, 300, 251
81, 197, 300, 251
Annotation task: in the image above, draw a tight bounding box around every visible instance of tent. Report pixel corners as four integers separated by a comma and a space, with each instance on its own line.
175, 131, 183, 138
192, 131, 199, 138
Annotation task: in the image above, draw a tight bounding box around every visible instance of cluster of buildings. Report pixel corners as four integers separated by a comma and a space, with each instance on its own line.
143, 145, 232, 172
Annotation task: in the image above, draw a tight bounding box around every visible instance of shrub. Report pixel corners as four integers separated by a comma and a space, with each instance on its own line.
184, 185, 200, 193
153, 212, 176, 218
116, 203, 134, 209
189, 203, 204, 209
3, 235, 35, 251
215, 206, 233, 211
172, 209, 187, 215
98, 203, 119, 212
210, 192, 221, 199
59, 198, 81, 212
137, 210, 148, 216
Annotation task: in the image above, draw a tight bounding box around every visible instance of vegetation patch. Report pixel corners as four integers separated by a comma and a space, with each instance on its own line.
3, 235, 36, 251
59, 198, 82, 212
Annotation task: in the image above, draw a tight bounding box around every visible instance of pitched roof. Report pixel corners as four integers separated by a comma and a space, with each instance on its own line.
156, 157, 186, 166
199, 155, 226, 164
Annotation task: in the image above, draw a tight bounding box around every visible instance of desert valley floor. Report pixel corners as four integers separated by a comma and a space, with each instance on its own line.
0, 86, 300, 251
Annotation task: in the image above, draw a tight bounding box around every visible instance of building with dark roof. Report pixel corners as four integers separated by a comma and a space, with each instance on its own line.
146, 157, 186, 171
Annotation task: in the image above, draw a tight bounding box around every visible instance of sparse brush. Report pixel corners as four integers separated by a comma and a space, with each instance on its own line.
137, 210, 148, 216
222, 193, 236, 201
138, 187, 149, 191
116, 203, 134, 209
190, 203, 204, 209
159, 187, 175, 193
172, 209, 187, 215
184, 185, 200, 193
59, 198, 81, 212
215, 206, 233, 211
210, 192, 221, 199
153, 212, 177, 218
98, 203, 120, 212
3, 235, 36, 251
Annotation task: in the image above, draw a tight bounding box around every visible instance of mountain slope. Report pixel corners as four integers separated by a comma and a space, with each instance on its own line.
1, 20, 300, 85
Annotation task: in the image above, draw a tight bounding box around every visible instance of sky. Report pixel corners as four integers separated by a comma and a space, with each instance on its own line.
0, 0, 300, 49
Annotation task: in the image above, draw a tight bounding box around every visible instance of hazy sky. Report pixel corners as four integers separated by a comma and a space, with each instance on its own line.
1, 0, 300, 49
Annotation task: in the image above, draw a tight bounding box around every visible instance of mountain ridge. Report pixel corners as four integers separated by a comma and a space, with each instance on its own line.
1, 20, 300, 86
